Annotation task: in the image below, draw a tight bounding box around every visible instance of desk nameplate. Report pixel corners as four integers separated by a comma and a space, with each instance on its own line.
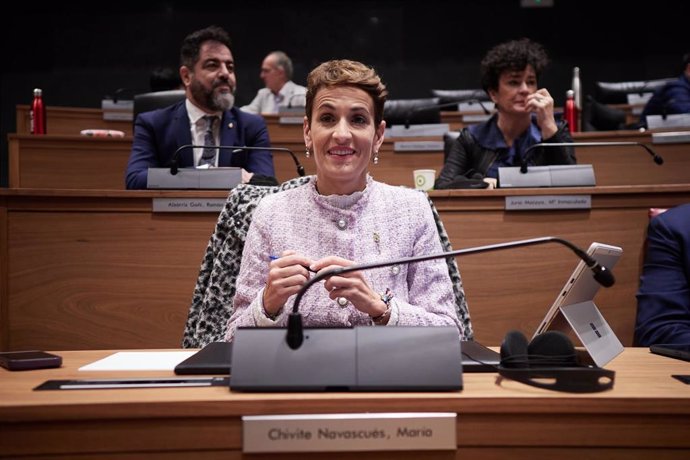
152, 198, 226, 213
505, 195, 592, 211
243, 412, 456, 453
386, 123, 450, 138
394, 140, 444, 152
279, 116, 304, 125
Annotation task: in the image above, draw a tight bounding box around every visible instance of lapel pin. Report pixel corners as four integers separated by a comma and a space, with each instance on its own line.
228, 122, 234, 129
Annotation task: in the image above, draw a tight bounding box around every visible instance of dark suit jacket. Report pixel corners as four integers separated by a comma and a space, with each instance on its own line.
634, 203, 690, 346
125, 101, 275, 189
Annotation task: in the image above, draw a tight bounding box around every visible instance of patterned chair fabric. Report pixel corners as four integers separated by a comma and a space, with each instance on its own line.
182, 176, 473, 348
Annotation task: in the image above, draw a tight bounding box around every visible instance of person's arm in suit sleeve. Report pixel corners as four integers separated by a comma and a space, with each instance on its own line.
125, 114, 159, 190
664, 78, 690, 114
243, 115, 276, 177
634, 210, 690, 346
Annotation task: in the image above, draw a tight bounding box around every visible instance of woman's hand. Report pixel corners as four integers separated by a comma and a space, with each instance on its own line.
526, 88, 558, 138
311, 256, 388, 318
263, 250, 314, 316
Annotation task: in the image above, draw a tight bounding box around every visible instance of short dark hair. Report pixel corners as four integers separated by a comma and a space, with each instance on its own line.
180, 25, 232, 69
149, 66, 182, 92
480, 38, 549, 93
682, 52, 690, 69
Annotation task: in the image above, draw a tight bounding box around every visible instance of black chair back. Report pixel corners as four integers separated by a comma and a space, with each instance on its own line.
133, 90, 186, 121
594, 78, 674, 104
383, 97, 442, 127
581, 95, 626, 131
431, 89, 489, 109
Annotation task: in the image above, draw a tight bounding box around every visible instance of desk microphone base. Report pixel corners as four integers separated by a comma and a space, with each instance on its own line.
231, 326, 462, 392
147, 167, 241, 190
498, 165, 595, 188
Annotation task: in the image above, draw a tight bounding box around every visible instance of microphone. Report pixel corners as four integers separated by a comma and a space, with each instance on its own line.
287, 236, 615, 350
169, 144, 305, 177
519, 141, 664, 174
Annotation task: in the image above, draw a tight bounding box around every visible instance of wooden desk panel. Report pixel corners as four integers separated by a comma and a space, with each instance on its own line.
16, 104, 133, 136
2, 186, 689, 351
7, 134, 441, 189
8, 129, 690, 190
8, 134, 132, 189
0, 348, 688, 459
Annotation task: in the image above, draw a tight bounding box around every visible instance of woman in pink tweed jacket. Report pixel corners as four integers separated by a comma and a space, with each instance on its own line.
226, 59, 464, 340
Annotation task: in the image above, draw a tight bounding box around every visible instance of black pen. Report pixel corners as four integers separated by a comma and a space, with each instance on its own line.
269, 255, 316, 273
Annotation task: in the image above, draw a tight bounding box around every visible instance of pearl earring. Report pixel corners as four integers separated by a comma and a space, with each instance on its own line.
373, 151, 379, 165
305, 148, 310, 158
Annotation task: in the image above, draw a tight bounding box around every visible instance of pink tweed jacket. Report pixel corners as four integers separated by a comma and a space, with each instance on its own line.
226, 176, 462, 340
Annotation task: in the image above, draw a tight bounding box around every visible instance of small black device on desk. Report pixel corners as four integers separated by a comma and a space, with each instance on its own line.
0, 351, 62, 371
650, 344, 690, 362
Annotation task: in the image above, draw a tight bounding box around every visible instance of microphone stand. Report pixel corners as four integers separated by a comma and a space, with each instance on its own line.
287, 236, 614, 350
169, 144, 305, 177
520, 142, 664, 173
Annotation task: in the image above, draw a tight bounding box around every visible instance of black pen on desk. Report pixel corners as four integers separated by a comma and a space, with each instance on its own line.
269, 255, 316, 273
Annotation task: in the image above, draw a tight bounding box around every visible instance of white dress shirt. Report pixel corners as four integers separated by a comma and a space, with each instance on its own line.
240, 81, 307, 114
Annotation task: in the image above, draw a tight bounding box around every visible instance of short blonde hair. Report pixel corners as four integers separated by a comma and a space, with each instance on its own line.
305, 59, 388, 126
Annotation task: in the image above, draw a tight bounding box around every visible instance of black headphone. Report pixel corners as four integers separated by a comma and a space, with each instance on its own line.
498, 330, 615, 393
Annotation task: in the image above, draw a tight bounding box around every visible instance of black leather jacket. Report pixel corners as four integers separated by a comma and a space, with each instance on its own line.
435, 121, 576, 189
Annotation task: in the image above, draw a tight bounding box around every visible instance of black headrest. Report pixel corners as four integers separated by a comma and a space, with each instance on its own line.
383, 97, 442, 127
594, 78, 675, 104
431, 89, 489, 108
134, 90, 186, 119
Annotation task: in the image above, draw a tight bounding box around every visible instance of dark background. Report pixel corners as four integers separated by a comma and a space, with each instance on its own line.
2, 0, 687, 187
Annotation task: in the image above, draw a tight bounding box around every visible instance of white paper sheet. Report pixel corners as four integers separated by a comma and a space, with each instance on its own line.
79, 351, 196, 371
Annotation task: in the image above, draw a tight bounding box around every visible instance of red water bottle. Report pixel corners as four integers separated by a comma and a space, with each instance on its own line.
564, 89, 578, 133
30, 88, 46, 134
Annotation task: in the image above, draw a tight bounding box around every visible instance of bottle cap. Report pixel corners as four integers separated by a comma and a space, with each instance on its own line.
33, 88, 42, 96
566, 89, 574, 98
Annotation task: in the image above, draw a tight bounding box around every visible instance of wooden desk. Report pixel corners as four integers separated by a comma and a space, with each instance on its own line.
7, 134, 133, 189
16, 104, 133, 136
2, 186, 690, 351
1, 348, 688, 459
7, 128, 690, 190
7, 134, 438, 189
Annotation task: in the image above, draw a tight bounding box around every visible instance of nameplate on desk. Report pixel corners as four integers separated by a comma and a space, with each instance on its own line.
505, 195, 591, 211
279, 116, 304, 125
646, 113, 690, 130
627, 93, 652, 115
462, 114, 493, 123
242, 412, 456, 453
386, 123, 450, 138
152, 198, 226, 213
394, 140, 444, 152
101, 98, 133, 121
652, 131, 690, 144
